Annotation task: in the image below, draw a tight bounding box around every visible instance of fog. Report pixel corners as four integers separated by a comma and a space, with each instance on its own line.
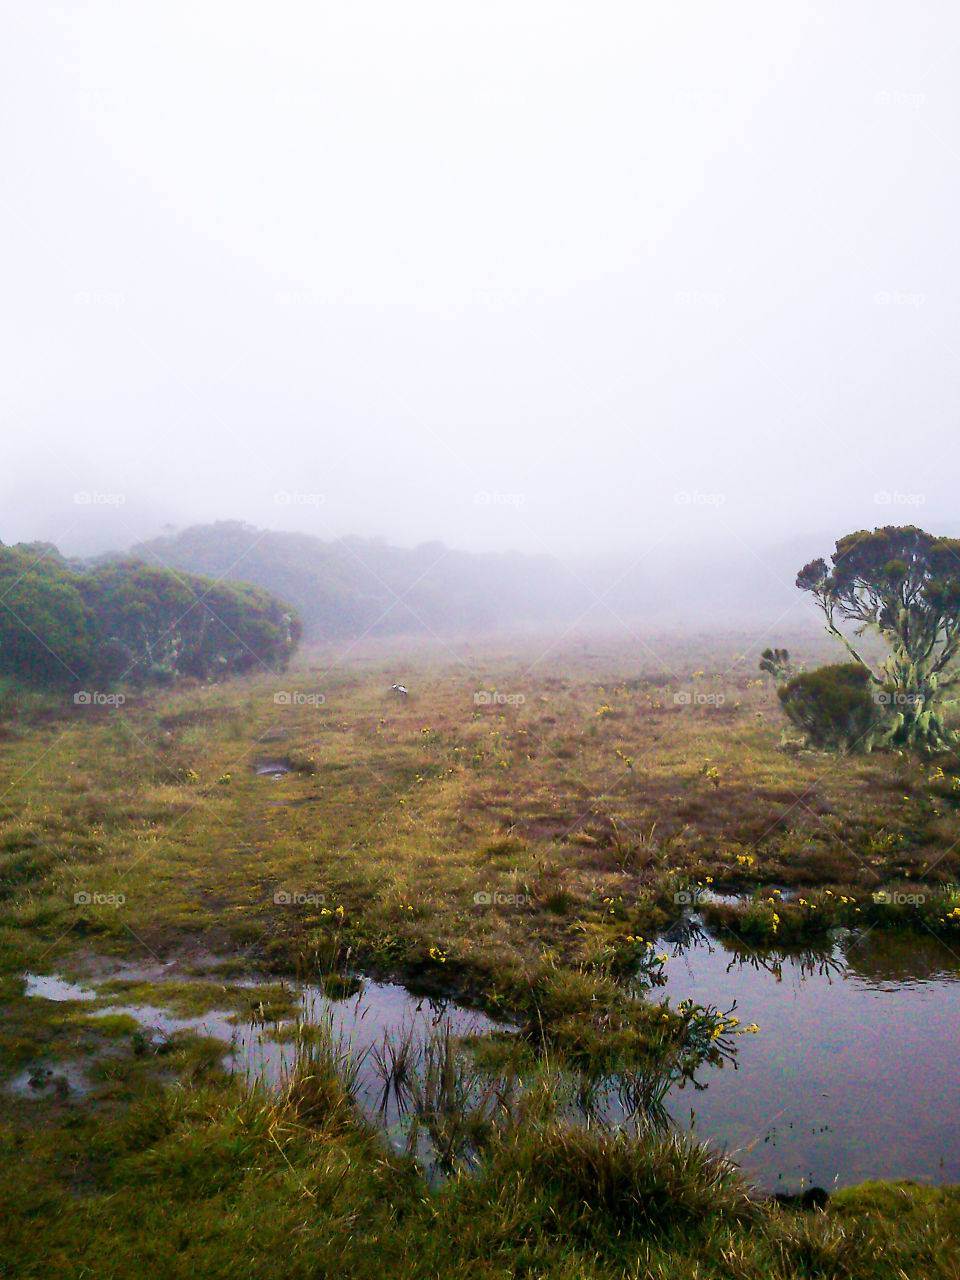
3, 1, 958, 598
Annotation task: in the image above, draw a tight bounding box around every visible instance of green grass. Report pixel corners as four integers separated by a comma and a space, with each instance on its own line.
1, 630, 959, 1276
1, 1031, 958, 1280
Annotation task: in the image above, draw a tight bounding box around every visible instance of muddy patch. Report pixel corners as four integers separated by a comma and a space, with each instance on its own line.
252, 753, 317, 778
8, 1060, 91, 1101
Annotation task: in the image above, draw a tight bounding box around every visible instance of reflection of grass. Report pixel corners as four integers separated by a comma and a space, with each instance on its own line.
2, 1017, 958, 1279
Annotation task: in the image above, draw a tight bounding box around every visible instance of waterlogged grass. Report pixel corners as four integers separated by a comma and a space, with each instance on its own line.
2, 633, 960, 1275
1, 1030, 958, 1280
91, 977, 297, 1022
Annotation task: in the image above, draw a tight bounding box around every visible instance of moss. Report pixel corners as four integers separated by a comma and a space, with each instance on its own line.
74, 1012, 142, 1038
830, 1180, 960, 1216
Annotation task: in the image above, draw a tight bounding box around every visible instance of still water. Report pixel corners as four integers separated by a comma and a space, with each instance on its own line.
20, 928, 960, 1190
655, 929, 960, 1190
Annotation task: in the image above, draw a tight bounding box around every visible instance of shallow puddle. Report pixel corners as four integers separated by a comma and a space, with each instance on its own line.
21, 968, 503, 1148
253, 757, 294, 777
19, 932, 960, 1191
650, 929, 960, 1190
23, 974, 97, 1002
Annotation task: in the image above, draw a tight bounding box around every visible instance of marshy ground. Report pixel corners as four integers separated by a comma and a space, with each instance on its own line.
2, 629, 959, 1278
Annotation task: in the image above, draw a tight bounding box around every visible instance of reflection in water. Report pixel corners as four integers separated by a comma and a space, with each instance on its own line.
654, 928, 960, 1191
720, 944, 845, 985
22, 929, 960, 1190
845, 929, 960, 987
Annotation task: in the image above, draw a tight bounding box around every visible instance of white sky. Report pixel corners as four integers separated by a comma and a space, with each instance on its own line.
2, 0, 958, 559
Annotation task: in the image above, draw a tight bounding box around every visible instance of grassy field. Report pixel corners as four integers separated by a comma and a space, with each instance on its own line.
2, 628, 959, 1277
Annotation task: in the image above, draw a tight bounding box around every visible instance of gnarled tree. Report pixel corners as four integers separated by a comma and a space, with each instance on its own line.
797, 526, 960, 750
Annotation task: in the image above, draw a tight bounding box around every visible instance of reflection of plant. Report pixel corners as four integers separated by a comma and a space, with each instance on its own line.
673, 999, 757, 1070
370, 1023, 509, 1173
604, 935, 668, 984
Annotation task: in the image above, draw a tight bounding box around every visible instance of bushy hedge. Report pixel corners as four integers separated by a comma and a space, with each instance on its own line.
777, 663, 890, 751
0, 543, 300, 689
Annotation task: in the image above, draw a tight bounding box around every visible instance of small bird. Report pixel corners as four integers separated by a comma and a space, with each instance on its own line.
391, 683, 409, 698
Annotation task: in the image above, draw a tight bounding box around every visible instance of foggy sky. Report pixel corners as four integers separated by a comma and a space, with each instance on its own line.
2, 1, 958, 566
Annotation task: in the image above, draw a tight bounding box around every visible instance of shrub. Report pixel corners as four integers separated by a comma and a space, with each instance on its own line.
777, 663, 891, 752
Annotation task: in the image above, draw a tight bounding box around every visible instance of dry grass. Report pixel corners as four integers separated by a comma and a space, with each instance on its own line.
1, 628, 957, 999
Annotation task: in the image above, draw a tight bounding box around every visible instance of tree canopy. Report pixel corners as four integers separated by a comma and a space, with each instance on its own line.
0, 543, 300, 690
797, 526, 960, 749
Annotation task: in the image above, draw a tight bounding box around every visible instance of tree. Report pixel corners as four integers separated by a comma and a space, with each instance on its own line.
0, 547, 97, 685
0, 542, 301, 691
796, 526, 960, 750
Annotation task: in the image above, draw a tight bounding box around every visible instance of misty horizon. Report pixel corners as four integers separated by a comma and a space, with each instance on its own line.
3, 0, 958, 573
